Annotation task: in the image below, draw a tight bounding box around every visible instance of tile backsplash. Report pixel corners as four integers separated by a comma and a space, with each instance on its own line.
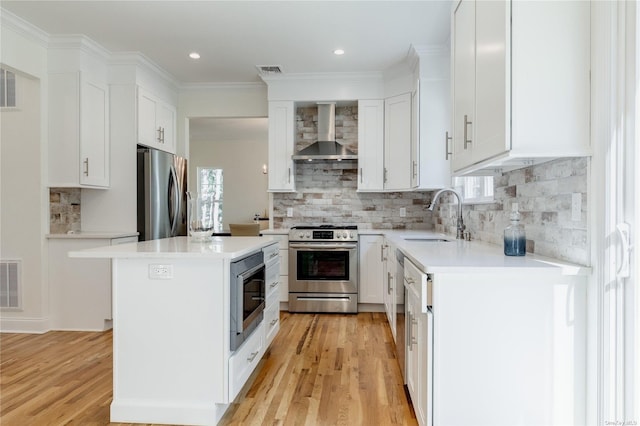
49, 188, 81, 234
272, 160, 434, 230
433, 157, 590, 265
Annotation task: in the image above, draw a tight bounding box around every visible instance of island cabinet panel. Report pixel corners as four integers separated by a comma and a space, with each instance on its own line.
110, 257, 229, 424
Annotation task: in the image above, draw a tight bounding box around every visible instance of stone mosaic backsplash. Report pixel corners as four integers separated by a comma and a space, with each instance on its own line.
49, 188, 81, 234
272, 161, 434, 230
273, 157, 590, 266
432, 157, 589, 265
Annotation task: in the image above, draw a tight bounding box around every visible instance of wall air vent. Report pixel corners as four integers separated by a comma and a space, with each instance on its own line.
0, 260, 21, 309
256, 65, 283, 76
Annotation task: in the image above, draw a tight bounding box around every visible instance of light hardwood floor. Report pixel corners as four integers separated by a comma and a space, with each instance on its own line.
1, 312, 417, 425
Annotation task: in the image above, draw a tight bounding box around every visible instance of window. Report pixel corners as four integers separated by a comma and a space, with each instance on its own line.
197, 167, 224, 232
0, 68, 16, 108
452, 176, 494, 204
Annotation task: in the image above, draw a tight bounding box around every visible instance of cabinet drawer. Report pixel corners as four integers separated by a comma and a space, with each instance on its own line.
265, 265, 280, 303
263, 243, 279, 267
229, 322, 264, 401
264, 303, 280, 346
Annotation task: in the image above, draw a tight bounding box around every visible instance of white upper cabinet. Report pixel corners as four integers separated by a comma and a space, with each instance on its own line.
411, 46, 452, 190
48, 40, 110, 188
452, 0, 591, 175
357, 99, 385, 191
137, 87, 176, 154
267, 101, 296, 192
384, 92, 413, 191
357, 94, 413, 192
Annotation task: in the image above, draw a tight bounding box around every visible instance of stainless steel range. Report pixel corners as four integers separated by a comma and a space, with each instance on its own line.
288, 225, 358, 313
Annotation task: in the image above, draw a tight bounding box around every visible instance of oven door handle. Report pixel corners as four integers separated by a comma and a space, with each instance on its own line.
289, 243, 357, 250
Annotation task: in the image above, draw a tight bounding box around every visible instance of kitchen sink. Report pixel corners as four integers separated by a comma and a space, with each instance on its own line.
404, 238, 452, 242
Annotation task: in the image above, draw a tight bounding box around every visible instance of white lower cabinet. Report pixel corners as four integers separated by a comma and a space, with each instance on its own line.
404, 258, 431, 426
263, 242, 281, 346
358, 234, 385, 304
267, 233, 289, 303
383, 238, 397, 338
229, 322, 265, 401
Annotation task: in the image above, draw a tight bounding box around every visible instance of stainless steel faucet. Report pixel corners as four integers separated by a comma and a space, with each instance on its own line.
428, 188, 465, 239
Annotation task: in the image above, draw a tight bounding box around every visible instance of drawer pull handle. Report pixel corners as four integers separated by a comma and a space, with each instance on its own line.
270, 281, 279, 288
247, 351, 259, 362
463, 115, 472, 149
270, 319, 278, 326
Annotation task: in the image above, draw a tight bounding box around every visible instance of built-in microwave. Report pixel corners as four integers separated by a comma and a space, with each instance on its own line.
230, 251, 265, 351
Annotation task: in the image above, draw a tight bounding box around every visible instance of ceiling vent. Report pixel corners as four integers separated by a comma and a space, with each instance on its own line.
256, 65, 283, 76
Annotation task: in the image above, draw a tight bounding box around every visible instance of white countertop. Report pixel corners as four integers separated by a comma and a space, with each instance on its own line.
68, 236, 278, 260
47, 231, 139, 239
217, 228, 588, 275
382, 230, 589, 275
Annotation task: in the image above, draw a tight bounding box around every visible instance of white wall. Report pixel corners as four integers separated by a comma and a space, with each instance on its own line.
189, 119, 269, 230
0, 13, 50, 332
178, 84, 269, 159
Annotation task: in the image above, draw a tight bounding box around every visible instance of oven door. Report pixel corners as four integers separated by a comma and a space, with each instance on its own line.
289, 242, 358, 294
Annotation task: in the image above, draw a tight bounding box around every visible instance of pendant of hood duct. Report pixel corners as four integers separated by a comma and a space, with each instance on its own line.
291, 102, 358, 161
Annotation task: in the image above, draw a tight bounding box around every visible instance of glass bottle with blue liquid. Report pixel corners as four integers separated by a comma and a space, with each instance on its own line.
504, 203, 526, 256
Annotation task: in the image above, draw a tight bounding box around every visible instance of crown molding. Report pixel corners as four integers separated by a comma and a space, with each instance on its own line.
109, 51, 180, 89
0, 7, 50, 48
407, 43, 450, 71
48, 34, 112, 61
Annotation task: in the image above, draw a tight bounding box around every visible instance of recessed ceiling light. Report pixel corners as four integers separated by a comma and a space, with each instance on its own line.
333, 49, 345, 56
189, 52, 201, 59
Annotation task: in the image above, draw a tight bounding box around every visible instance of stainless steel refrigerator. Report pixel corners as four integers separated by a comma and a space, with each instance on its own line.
137, 145, 188, 241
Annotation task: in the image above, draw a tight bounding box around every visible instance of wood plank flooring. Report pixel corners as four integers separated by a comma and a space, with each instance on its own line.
1, 312, 416, 425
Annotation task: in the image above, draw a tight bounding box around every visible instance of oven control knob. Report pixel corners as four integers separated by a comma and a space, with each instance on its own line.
305, 232, 311, 239
349, 232, 354, 239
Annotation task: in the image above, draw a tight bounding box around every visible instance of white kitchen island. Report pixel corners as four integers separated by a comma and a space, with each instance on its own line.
70, 236, 280, 426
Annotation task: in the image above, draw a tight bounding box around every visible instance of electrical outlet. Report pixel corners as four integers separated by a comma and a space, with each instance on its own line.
287, 207, 293, 217
571, 193, 582, 221
399, 207, 406, 217
149, 264, 173, 279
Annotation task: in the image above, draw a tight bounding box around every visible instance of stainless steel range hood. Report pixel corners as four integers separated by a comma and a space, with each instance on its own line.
292, 102, 358, 161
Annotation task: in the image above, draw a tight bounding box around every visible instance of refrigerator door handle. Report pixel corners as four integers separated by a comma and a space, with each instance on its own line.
168, 165, 180, 236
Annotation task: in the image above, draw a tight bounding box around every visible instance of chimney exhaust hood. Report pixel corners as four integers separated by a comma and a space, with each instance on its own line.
292, 102, 358, 161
